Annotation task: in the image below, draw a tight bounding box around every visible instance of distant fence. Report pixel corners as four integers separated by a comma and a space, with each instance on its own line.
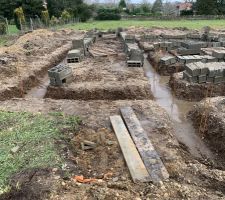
0, 16, 80, 36
122, 15, 225, 21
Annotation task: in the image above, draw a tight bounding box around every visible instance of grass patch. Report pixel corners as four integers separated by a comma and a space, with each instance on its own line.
65, 19, 225, 30
8, 25, 19, 34
0, 37, 7, 47
0, 111, 81, 194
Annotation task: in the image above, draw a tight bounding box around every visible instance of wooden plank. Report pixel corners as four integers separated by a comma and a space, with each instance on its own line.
120, 107, 169, 183
110, 115, 151, 183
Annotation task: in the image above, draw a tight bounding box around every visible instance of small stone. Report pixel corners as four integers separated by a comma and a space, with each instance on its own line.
54, 175, 60, 180
10, 146, 20, 154
121, 176, 126, 181
112, 177, 119, 182
61, 181, 66, 186
52, 168, 58, 172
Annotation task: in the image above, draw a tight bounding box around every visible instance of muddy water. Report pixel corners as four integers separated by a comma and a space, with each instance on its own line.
25, 75, 49, 98
143, 57, 213, 160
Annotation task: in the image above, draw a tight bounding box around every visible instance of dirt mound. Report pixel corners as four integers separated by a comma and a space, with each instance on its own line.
189, 97, 225, 162
45, 80, 153, 100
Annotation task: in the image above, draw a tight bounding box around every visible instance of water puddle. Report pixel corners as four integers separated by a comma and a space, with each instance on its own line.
143, 57, 213, 160
25, 75, 49, 98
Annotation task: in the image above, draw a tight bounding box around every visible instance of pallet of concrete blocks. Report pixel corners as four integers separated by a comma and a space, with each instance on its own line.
181, 40, 208, 50
48, 64, 73, 86
177, 55, 217, 64
161, 33, 187, 40
183, 62, 225, 84
160, 56, 176, 66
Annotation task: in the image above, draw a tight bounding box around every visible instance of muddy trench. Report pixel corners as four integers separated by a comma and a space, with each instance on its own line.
24, 51, 215, 164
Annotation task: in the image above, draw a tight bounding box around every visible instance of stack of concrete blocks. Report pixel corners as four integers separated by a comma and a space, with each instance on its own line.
153, 41, 174, 51
183, 62, 225, 84
177, 40, 208, 55
48, 64, 73, 86
187, 33, 202, 40
160, 56, 176, 66
161, 34, 187, 40
67, 39, 85, 63
212, 49, 225, 61
125, 43, 144, 67
177, 55, 217, 65
141, 34, 159, 42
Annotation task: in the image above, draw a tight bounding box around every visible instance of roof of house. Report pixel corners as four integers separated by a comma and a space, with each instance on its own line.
177, 2, 192, 11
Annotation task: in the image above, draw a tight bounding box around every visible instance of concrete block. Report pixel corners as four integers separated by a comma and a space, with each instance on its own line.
160, 56, 176, 65
72, 39, 84, 49
214, 76, 224, 83
198, 75, 207, 83
206, 76, 214, 83
183, 71, 198, 83
177, 47, 201, 55
185, 63, 200, 76
48, 64, 73, 86
212, 50, 225, 59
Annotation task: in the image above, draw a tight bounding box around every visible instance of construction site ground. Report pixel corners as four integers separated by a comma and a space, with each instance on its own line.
0, 28, 225, 200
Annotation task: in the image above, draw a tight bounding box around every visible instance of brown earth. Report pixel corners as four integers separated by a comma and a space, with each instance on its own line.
0, 98, 225, 199
170, 72, 225, 101
147, 51, 184, 76
45, 36, 153, 100
1, 28, 225, 200
188, 97, 225, 162
0, 29, 84, 101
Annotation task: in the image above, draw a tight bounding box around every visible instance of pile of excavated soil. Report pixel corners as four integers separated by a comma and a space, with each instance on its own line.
189, 97, 225, 160
46, 37, 153, 101
0, 29, 84, 101
0, 98, 225, 199
147, 51, 184, 76
170, 72, 225, 101
45, 80, 153, 100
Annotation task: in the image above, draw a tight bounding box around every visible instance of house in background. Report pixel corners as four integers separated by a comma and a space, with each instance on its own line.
176, 2, 193, 16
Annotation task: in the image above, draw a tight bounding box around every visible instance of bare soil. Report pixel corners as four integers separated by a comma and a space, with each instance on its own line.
0, 98, 225, 199
170, 72, 225, 101
188, 97, 225, 162
0, 29, 84, 101
1, 28, 225, 200
45, 36, 153, 100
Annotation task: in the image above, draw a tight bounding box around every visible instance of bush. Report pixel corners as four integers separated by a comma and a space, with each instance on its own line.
180, 10, 194, 16
0, 22, 7, 35
95, 8, 121, 20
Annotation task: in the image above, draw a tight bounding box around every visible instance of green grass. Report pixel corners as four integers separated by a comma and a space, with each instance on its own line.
0, 111, 81, 194
8, 25, 19, 34
65, 19, 225, 30
0, 37, 7, 46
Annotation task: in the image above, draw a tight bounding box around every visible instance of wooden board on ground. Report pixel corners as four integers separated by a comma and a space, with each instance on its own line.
120, 107, 170, 183
110, 115, 151, 183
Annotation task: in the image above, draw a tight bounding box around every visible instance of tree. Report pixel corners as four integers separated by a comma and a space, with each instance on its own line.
217, 0, 225, 14
152, 0, 163, 15
14, 7, 25, 30
119, 0, 127, 9
196, 0, 218, 15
